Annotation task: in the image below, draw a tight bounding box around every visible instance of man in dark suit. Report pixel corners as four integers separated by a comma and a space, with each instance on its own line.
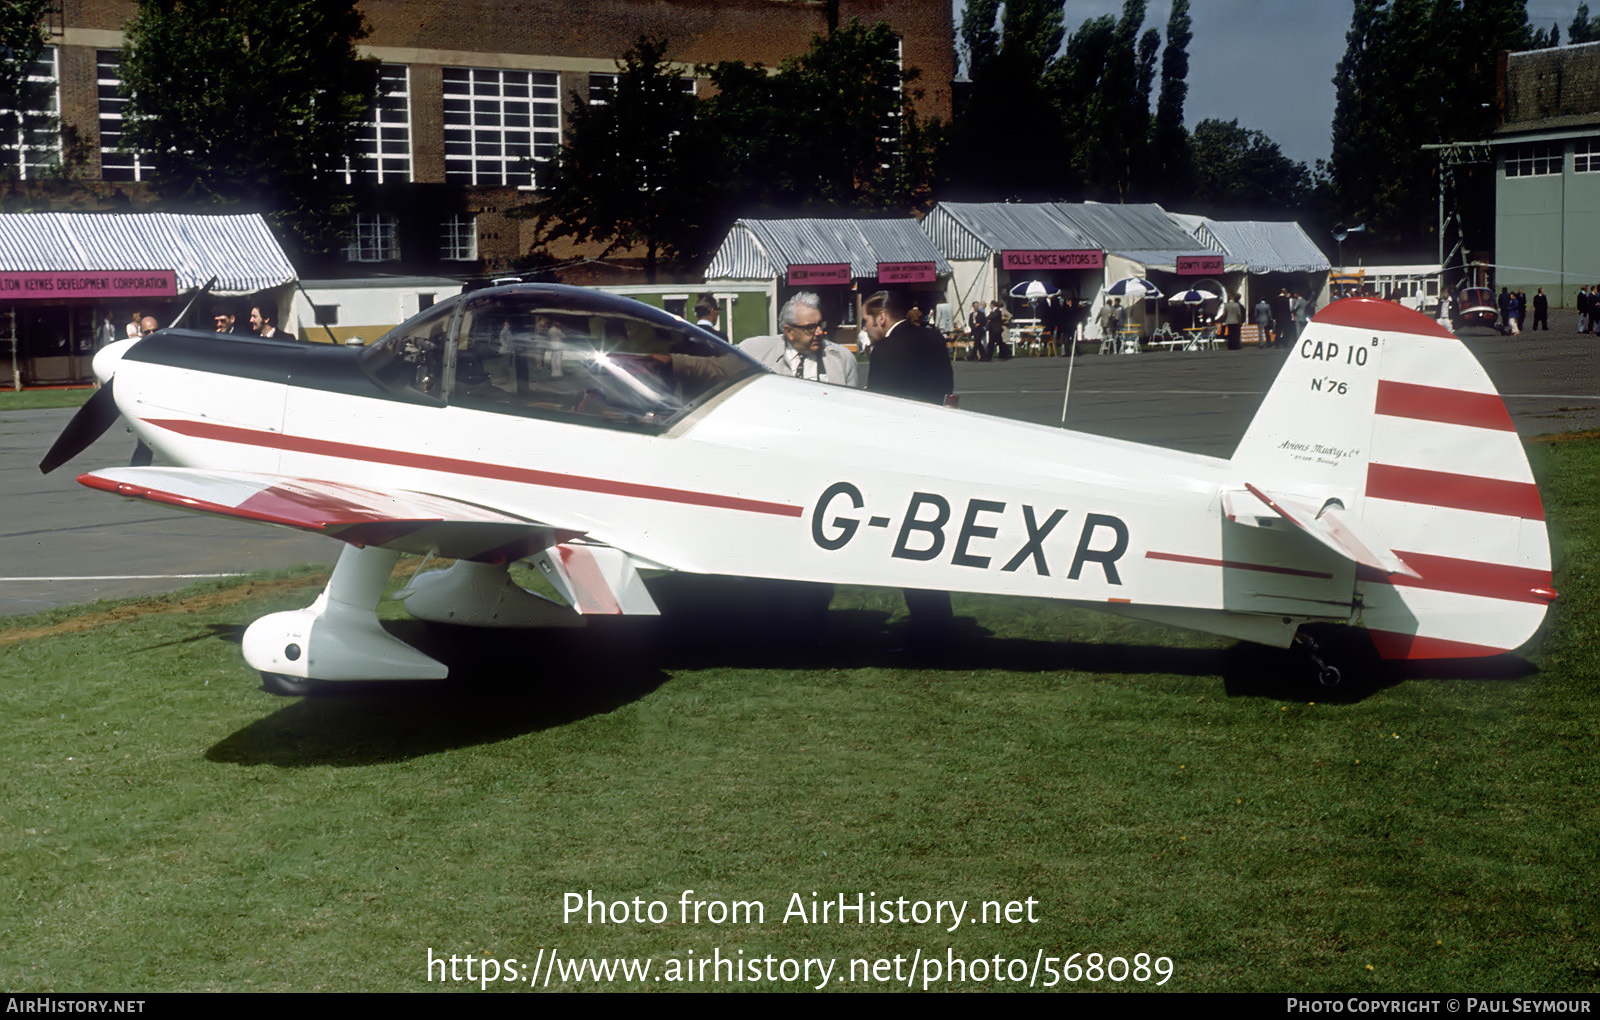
693, 294, 726, 339
862, 289, 955, 650
863, 289, 953, 405
967, 301, 986, 361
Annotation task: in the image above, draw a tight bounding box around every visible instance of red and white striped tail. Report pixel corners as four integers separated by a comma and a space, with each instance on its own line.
1232, 298, 1555, 660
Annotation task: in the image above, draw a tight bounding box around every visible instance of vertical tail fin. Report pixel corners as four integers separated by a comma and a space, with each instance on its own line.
1230, 299, 1555, 660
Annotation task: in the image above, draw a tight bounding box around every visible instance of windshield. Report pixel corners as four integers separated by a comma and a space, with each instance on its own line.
363, 285, 764, 429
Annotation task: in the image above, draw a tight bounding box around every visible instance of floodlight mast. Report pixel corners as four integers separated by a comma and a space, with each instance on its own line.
1423, 140, 1491, 292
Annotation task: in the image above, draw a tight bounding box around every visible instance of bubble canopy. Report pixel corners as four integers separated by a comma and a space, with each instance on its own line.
361, 283, 765, 431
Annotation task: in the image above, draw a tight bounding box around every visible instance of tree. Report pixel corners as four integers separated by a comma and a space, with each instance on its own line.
778, 18, 935, 210
0, 0, 57, 180
529, 35, 709, 283
1152, 0, 1193, 202
1570, 3, 1599, 42
944, 0, 1069, 199
1190, 118, 1313, 216
958, 0, 1002, 77
118, 0, 381, 258
1329, 0, 1534, 252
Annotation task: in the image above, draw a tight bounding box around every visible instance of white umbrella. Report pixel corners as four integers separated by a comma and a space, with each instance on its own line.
1105, 276, 1163, 300
1009, 279, 1060, 300
1167, 288, 1219, 305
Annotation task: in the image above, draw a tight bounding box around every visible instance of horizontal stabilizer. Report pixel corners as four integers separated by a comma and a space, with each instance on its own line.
79, 466, 582, 562
1235, 482, 1421, 579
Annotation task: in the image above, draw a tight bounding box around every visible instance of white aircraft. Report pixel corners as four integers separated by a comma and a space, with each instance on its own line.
41, 284, 1556, 693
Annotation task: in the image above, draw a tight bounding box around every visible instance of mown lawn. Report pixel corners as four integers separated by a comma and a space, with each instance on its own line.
0, 439, 1595, 993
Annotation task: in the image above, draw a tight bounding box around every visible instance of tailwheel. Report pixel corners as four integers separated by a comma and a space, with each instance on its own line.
260, 672, 318, 697
1294, 632, 1344, 688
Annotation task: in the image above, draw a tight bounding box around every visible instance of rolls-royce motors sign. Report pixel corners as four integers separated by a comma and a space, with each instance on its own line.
1000, 250, 1103, 270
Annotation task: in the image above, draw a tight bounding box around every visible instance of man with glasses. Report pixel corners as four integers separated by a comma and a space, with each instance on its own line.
736, 291, 860, 387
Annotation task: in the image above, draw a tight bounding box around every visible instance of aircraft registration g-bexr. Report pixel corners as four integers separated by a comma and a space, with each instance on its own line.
40, 284, 1556, 694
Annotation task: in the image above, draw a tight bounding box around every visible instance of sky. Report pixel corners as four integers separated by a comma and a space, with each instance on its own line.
953, 0, 1587, 169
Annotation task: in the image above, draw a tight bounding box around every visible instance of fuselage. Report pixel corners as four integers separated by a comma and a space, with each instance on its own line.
106, 329, 1352, 632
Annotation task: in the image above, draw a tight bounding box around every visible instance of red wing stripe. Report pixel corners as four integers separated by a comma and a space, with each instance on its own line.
1355, 551, 1555, 605
80, 473, 427, 535
1367, 629, 1510, 660
1366, 464, 1544, 520
1374, 380, 1515, 431
145, 418, 804, 518
557, 546, 622, 614
1146, 551, 1335, 580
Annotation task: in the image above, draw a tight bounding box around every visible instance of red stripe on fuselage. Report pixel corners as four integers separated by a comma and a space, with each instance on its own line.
1355, 550, 1555, 605
144, 417, 805, 518
1374, 380, 1515, 431
1365, 464, 1544, 520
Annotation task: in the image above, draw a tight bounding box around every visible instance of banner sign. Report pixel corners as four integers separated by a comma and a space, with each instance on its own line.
0, 270, 178, 301
787, 263, 852, 286
1175, 255, 1224, 275
877, 261, 938, 284
1001, 249, 1103, 271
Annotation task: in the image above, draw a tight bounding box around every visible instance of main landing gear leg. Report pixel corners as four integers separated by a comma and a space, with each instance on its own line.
1294, 632, 1343, 688
243, 544, 448, 695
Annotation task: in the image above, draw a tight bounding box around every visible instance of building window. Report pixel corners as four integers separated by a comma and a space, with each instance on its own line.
442, 67, 560, 188
97, 50, 153, 182
440, 215, 477, 261
1, 46, 59, 180
343, 63, 411, 183
587, 72, 695, 106
1504, 142, 1561, 177
345, 213, 400, 262
1575, 138, 1600, 173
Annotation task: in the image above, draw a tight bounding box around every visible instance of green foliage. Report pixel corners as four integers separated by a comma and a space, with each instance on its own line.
528, 22, 935, 277
527, 35, 709, 283
778, 18, 933, 210
1153, 0, 1194, 203
1571, 3, 1600, 42
958, 0, 1002, 76
1190, 119, 1314, 216
117, 0, 381, 259
0, 0, 57, 179
1329, 0, 1532, 251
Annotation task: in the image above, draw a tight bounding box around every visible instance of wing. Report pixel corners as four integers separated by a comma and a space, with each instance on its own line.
79, 466, 583, 563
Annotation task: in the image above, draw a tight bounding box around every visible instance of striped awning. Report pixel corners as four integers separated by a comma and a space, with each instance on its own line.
0, 212, 297, 294
706, 218, 951, 281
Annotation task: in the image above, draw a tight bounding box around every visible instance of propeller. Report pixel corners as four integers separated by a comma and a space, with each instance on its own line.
39, 380, 122, 474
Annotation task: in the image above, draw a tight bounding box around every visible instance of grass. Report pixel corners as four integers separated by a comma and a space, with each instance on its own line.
0, 440, 1597, 993
0, 386, 95, 411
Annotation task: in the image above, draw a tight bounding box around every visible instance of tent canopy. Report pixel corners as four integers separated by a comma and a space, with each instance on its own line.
0, 212, 297, 294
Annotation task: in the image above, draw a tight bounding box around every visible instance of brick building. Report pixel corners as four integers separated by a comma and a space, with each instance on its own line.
22, 0, 954, 278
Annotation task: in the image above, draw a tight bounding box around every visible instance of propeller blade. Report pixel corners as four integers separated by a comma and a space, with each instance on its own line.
39, 381, 121, 474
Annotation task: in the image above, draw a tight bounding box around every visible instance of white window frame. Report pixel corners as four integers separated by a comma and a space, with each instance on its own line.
3, 46, 60, 180
343, 63, 412, 184
1504, 142, 1561, 178
442, 67, 560, 188
1574, 138, 1600, 174
96, 49, 153, 182
440, 214, 477, 261
345, 213, 400, 262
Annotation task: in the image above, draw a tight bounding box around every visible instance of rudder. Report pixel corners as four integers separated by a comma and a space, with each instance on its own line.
1231, 298, 1555, 660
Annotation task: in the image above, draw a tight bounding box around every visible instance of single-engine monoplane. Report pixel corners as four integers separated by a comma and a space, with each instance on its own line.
41, 285, 1555, 692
